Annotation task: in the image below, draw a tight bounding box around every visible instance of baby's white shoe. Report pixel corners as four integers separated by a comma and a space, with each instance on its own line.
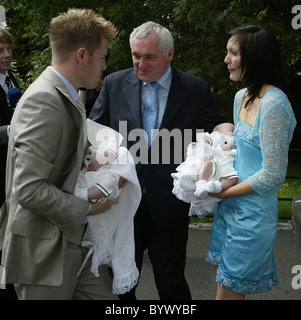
194, 180, 208, 198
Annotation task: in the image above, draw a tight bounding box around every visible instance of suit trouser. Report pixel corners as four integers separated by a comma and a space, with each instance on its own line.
0, 251, 18, 300
14, 241, 118, 300
120, 196, 192, 300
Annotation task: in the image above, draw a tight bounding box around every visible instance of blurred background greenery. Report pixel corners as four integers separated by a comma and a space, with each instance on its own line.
1, 0, 300, 220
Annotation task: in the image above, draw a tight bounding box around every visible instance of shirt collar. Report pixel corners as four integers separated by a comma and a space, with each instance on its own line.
0, 71, 9, 86
143, 65, 172, 90
50, 66, 79, 102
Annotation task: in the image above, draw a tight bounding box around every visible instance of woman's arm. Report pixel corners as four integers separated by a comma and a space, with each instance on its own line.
212, 179, 254, 199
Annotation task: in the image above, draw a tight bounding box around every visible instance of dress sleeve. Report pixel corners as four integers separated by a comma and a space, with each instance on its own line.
248, 101, 291, 195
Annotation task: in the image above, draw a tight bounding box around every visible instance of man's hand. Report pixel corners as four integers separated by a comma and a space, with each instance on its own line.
89, 198, 119, 216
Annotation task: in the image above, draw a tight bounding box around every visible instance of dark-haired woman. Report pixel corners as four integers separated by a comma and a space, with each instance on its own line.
207, 25, 297, 300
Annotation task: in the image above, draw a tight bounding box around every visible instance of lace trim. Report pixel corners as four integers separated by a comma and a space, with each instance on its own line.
206, 249, 278, 294
234, 121, 260, 150
112, 267, 139, 295
216, 267, 278, 295
206, 248, 221, 265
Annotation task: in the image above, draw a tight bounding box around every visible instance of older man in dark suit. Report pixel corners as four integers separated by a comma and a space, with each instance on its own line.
90, 21, 225, 300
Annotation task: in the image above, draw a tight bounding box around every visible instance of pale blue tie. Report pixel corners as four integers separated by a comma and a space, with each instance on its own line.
143, 82, 160, 147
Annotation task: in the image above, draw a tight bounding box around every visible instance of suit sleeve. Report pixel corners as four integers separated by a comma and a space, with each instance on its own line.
199, 82, 226, 133
89, 77, 110, 126
11, 90, 89, 234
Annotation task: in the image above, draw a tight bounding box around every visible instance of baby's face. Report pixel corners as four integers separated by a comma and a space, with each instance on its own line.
219, 124, 235, 136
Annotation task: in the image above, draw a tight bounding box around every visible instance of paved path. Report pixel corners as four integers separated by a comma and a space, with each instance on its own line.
136, 223, 301, 300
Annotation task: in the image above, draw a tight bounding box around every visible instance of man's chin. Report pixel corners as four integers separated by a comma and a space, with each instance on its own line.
136, 71, 155, 83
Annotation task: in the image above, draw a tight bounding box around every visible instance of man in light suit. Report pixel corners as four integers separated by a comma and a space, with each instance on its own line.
0, 27, 19, 301
0, 9, 120, 300
90, 21, 225, 300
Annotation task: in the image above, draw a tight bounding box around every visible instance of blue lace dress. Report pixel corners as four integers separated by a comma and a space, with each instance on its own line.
207, 88, 297, 294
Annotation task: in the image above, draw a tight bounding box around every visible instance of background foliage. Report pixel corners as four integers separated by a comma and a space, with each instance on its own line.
2, 0, 300, 146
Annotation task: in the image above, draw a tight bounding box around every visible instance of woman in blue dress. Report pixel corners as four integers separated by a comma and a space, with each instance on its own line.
207, 25, 297, 299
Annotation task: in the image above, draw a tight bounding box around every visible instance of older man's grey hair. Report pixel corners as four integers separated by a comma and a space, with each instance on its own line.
130, 21, 174, 56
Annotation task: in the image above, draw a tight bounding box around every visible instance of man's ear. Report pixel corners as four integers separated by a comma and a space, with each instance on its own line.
167, 48, 174, 62
76, 47, 88, 64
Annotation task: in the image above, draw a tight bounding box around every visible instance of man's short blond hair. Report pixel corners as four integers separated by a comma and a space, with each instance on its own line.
50, 8, 115, 63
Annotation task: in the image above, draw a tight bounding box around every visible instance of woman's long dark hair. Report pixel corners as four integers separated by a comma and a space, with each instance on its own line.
228, 25, 289, 108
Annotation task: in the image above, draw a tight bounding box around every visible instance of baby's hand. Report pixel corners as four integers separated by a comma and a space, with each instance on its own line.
88, 151, 117, 171
97, 151, 117, 166
88, 159, 102, 171
222, 143, 236, 151
222, 144, 232, 151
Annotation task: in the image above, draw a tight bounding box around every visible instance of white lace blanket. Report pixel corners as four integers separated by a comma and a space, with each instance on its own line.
78, 119, 141, 295
81, 147, 141, 295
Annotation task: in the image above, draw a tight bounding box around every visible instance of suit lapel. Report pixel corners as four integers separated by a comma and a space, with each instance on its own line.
8, 70, 19, 89
123, 71, 143, 128
160, 67, 186, 129
122, 68, 186, 130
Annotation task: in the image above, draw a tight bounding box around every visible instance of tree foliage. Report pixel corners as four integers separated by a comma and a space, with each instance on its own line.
1, 0, 300, 140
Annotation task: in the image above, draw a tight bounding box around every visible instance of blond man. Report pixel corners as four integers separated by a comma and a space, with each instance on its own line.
0, 9, 120, 300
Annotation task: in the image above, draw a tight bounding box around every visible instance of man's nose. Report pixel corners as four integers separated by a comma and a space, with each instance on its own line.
138, 58, 147, 69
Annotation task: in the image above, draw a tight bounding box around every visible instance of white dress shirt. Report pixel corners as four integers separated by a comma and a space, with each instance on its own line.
0, 71, 15, 93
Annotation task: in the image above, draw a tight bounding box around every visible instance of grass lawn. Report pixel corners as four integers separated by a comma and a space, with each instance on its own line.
278, 179, 300, 221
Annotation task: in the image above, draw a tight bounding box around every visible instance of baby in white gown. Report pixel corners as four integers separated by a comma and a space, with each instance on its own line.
74, 119, 122, 204
74, 119, 141, 295
172, 122, 239, 218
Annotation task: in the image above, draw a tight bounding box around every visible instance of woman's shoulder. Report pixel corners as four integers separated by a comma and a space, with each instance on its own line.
258, 88, 296, 134
234, 88, 247, 101
260, 88, 293, 116
233, 88, 247, 123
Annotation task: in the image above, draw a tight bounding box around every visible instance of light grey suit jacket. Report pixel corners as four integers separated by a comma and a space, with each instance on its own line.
0, 67, 89, 286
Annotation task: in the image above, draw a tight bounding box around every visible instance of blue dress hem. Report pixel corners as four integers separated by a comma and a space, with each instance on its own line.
206, 249, 278, 294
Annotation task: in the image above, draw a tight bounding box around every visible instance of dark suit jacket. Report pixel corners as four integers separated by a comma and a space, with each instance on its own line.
0, 71, 19, 205
90, 66, 225, 228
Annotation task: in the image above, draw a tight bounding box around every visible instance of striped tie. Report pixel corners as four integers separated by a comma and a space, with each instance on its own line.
5, 75, 13, 89
143, 82, 160, 148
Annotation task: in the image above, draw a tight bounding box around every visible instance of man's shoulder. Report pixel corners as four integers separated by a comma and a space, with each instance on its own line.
105, 68, 138, 88
174, 69, 207, 83
172, 67, 209, 88
108, 67, 135, 79
8, 70, 19, 87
